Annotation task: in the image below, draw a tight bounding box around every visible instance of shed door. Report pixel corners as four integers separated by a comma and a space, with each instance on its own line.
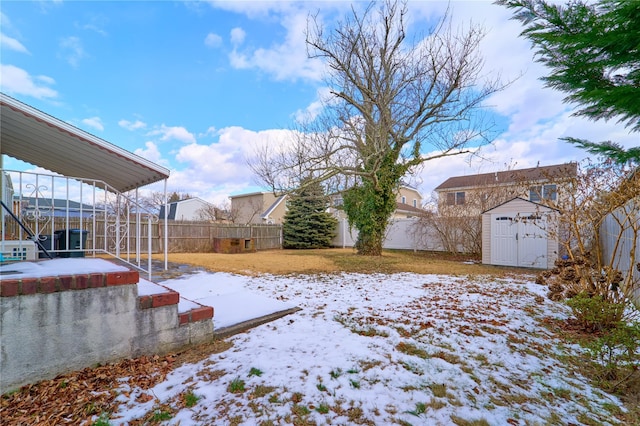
490, 213, 548, 268
517, 215, 547, 268
491, 215, 517, 266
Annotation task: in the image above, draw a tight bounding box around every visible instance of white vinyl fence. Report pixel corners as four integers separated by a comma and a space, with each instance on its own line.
332, 218, 446, 252
600, 200, 639, 306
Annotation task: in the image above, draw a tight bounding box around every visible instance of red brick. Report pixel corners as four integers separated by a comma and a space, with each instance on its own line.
39, 277, 57, 294
106, 271, 139, 286
21, 278, 38, 295
139, 295, 153, 309
152, 292, 179, 307
88, 273, 105, 288
74, 275, 89, 290
0, 280, 19, 297
190, 306, 214, 322
178, 312, 190, 325
58, 275, 74, 291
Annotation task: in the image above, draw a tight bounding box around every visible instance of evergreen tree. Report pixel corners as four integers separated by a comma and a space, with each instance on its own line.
497, 0, 640, 164
283, 180, 338, 249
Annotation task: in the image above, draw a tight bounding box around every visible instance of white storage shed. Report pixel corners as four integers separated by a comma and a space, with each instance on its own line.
482, 197, 559, 269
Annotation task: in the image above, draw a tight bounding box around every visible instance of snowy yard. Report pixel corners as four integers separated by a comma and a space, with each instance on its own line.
110, 271, 622, 425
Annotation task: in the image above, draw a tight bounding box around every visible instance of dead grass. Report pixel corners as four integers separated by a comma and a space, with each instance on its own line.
153, 248, 521, 277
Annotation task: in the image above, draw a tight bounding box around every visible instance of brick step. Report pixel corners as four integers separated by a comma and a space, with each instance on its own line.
1, 270, 139, 297
137, 285, 214, 326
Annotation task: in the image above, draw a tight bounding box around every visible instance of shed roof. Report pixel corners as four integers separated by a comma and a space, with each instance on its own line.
435, 163, 577, 192
1, 93, 169, 193
482, 196, 559, 214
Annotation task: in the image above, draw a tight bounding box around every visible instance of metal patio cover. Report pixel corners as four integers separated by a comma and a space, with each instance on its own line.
1, 93, 169, 193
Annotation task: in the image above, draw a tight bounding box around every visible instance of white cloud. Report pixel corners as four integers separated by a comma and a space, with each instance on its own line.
228, 12, 324, 81
204, 32, 222, 48
293, 86, 334, 123
82, 116, 104, 131
160, 126, 296, 202
119, 119, 147, 131
59, 36, 86, 68
0, 64, 58, 99
148, 124, 196, 144
230, 27, 245, 46
80, 23, 108, 36
0, 32, 29, 54
134, 141, 169, 167
76, 15, 109, 36
198, 126, 217, 138
36, 74, 56, 85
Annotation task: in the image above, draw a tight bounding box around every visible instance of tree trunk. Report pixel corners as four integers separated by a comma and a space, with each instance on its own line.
355, 226, 385, 256
343, 161, 399, 256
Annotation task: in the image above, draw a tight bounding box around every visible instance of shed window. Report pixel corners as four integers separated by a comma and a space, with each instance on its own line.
529, 185, 557, 202
446, 191, 465, 205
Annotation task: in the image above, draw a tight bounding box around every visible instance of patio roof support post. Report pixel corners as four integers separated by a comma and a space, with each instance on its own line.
115, 194, 120, 258
164, 178, 168, 271
136, 187, 141, 267
148, 213, 152, 280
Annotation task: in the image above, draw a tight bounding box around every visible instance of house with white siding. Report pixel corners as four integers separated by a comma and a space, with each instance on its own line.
159, 197, 216, 221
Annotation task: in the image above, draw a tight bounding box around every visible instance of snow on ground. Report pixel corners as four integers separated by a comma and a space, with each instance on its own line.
111, 272, 622, 425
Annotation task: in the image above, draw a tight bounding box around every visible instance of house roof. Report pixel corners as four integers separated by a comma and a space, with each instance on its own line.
395, 202, 424, 215
229, 191, 267, 199
1, 93, 170, 193
16, 196, 93, 210
434, 163, 577, 192
261, 195, 287, 219
166, 197, 213, 206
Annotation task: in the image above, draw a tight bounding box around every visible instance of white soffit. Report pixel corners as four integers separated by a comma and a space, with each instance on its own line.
0, 93, 169, 193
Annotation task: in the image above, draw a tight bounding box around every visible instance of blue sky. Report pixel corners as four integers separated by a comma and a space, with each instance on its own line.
1, 1, 638, 205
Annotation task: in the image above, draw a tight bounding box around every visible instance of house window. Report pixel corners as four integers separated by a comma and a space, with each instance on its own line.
413, 199, 417, 208
401, 196, 406, 204
529, 184, 557, 202
446, 192, 465, 205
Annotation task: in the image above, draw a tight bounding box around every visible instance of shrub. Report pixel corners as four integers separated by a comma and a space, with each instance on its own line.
587, 321, 640, 390
566, 292, 627, 331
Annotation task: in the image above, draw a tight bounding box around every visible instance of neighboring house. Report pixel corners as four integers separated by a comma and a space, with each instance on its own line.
1, 172, 13, 210
230, 192, 287, 224
332, 184, 425, 220
15, 196, 94, 219
394, 185, 424, 218
159, 197, 215, 221
231, 185, 424, 225
434, 163, 578, 215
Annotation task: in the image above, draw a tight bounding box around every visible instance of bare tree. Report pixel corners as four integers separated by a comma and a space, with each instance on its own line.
251, 0, 503, 255
195, 204, 217, 222
538, 160, 639, 319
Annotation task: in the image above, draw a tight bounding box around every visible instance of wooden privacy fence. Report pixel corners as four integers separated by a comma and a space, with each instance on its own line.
159, 222, 282, 252
7, 218, 282, 253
